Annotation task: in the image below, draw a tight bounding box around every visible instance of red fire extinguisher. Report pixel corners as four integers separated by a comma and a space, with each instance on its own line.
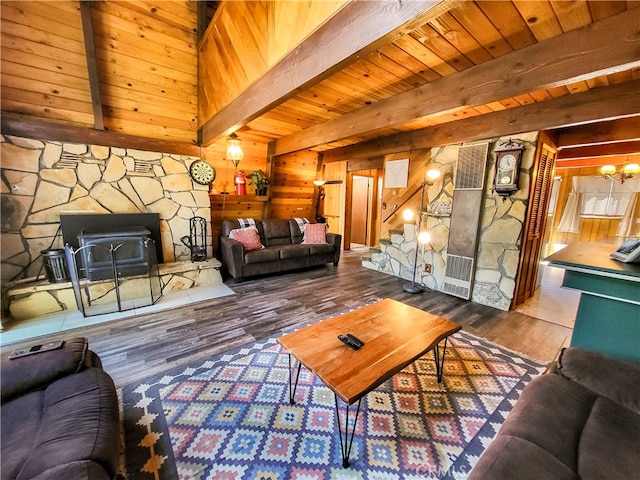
234, 171, 246, 195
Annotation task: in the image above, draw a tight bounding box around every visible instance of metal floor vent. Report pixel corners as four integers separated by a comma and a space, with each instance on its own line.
443, 254, 475, 299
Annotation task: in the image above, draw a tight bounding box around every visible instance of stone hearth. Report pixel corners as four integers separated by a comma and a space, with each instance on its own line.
5, 258, 222, 324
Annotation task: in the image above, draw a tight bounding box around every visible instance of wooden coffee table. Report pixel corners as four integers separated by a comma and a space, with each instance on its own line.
277, 298, 461, 467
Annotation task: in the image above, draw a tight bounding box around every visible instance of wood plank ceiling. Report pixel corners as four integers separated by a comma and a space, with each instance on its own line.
1, 1, 639, 164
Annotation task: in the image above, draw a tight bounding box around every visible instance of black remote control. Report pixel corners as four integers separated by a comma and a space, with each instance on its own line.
338, 334, 361, 350
338, 333, 364, 350
345, 334, 364, 348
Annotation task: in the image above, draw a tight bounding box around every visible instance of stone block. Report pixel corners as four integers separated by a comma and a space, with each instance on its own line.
1, 143, 41, 172
10, 291, 62, 320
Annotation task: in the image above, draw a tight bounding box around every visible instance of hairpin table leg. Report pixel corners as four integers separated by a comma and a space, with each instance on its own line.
288, 354, 302, 404
433, 337, 450, 383
334, 395, 362, 468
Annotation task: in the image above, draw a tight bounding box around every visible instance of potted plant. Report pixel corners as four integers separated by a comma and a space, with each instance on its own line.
247, 169, 270, 196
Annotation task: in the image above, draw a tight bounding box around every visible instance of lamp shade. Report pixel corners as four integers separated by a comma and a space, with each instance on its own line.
426, 169, 441, 184
403, 209, 414, 221
600, 165, 617, 176
226, 133, 244, 163
418, 231, 431, 244
622, 163, 640, 175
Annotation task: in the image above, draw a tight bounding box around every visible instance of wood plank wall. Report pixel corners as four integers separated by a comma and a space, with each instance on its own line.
1, 1, 198, 143
550, 166, 623, 246
91, 1, 198, 142
380, 149, 432, 241
1, 1, 93, 126
267, 150, 319, 220
198, 0, 345, 125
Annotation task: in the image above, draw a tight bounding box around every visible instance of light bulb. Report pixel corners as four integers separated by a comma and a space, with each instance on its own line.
403, 209, 414, 222
418, 231, 431, 244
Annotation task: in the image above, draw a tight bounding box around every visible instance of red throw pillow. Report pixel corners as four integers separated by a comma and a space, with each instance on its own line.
229, 227, 263, 251
303, 223, 328, 244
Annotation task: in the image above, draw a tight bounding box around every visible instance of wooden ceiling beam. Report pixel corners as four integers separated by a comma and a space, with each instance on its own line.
275, 9, 640, 156
555, 117, 640, 149
79, 1, 104, 131
321, 80, 640, 163
0, 113, 200, 156
557, 141, 640, 160
199, 0, 457, 145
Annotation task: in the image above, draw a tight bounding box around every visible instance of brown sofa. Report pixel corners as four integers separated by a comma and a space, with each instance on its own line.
1, 338, 121, 480
469, 348, 640, 479
218, 218, 341, 280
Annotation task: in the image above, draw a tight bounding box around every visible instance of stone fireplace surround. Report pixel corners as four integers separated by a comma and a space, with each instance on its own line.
1, 134, 218, 322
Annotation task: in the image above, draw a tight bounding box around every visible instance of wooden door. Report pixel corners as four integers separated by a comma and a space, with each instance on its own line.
513, 133, 558, 307
351, 176, 371, 245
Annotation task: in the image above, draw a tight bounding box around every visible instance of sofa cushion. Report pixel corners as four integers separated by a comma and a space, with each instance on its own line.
307, 243, 335, 255
558, 347, 640, 414
1, 337, 88, 403
279, 244, 310, 259
1, 367, 120, 480
302, 223, 328, 244
244, 247, 280, 264
229, 227, 264, 252
262, 220, 293, 246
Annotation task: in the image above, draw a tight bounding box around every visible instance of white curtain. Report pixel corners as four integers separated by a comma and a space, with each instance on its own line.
557, 177, 581, 233
617, 192, 639, 237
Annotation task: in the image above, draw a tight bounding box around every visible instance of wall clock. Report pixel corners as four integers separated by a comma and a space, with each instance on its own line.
189, 160, 216, 185
493, 140, 524, 197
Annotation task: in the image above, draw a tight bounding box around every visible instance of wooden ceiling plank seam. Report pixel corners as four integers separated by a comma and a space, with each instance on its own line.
447, 2, 515, 58
1, 86, 92, 114
321, 80, 640, 162
1, 3, 84, 43
94, 1, 196, 54
91, 19, 198, 72
273, 9, 640, 155
95, 49, 196, 87
549, 0, 594, 32
0, 19, 86, 56
103, 105, 196, 132
80, 1, 105, 131
377, 43, 442, 83
365, 51, 430, 89
100, 92, 195, 121
347, 60, 416, 97
199, 0, 458, 145
1, 73, 91, 103
99, 72, 197, 104
409, 24, 476, 71
0, 33, 89, 69
393, 34, 458, 77
102, 82, 196, 113
428, 12, 494, 64
475, 0, 537, 51
1, 64, 89, 93
512, 0, 564, 42
1, 47, 89, 80
109, 1, 197, 34
221, 8, 268, 80
1, 98, 94, 125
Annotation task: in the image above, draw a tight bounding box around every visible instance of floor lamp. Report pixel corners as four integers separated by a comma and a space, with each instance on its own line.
403, 168, 441, 294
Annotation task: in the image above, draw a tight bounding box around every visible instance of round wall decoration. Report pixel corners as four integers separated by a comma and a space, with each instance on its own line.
189, 160, 216, 185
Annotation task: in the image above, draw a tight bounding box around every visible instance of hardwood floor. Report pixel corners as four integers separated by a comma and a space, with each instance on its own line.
1, 250, 572, 388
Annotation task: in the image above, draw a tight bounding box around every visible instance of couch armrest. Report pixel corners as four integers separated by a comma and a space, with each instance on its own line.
558, 347, 640, 415
219, 236, 245, 278
1, 337, 89, 403
327, 233, 342, 266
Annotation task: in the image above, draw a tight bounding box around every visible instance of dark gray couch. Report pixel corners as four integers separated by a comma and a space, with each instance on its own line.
1, 337, 121, 480
219, 218, 341, 280
469, 348, 640, 480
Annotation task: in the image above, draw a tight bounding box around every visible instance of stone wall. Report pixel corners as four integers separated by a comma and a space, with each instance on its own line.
363, 132, 539, 311
1, 135, 212, 284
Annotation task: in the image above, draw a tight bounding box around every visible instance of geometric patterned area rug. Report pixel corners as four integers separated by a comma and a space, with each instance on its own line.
122, 330, 545, 480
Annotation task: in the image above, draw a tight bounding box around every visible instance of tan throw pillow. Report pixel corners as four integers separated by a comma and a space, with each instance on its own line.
229, 227, 264, 251
302, 223, 328, 244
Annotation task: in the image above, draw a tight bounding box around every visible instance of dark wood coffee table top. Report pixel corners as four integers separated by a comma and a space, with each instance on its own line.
278, 298, 461, 404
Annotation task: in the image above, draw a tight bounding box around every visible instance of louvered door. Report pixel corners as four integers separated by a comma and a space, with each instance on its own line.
513, 134, 558, 307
